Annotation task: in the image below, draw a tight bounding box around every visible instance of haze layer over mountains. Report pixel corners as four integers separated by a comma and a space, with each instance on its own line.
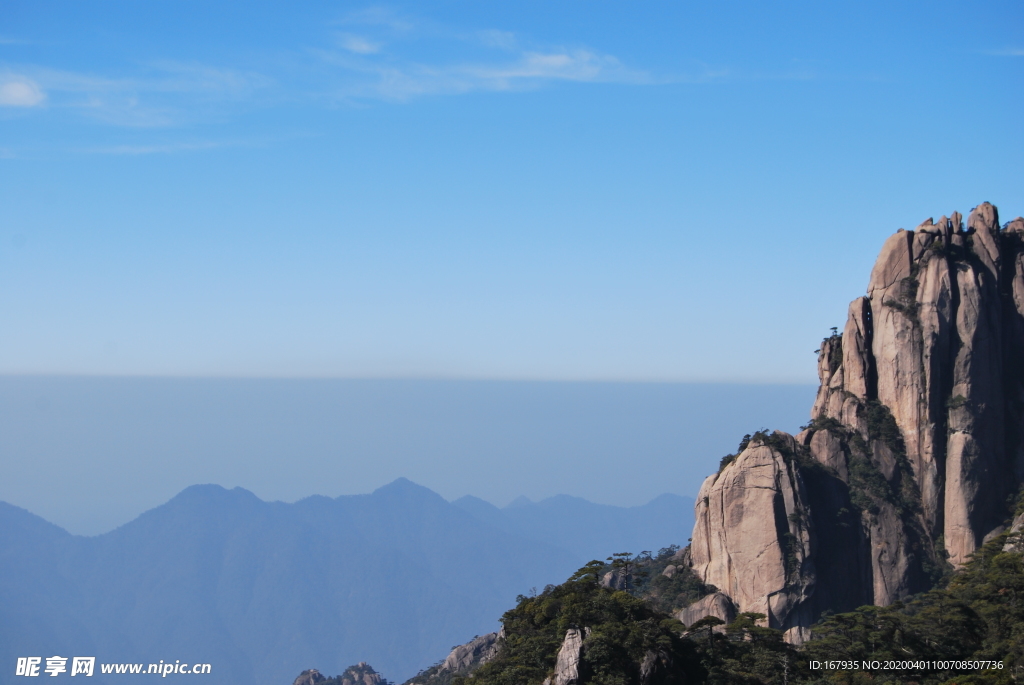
0, 479, 693, 685
0, 377, 814, 536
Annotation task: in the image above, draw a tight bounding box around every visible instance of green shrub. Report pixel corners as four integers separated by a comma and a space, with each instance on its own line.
947, 394, 968, 410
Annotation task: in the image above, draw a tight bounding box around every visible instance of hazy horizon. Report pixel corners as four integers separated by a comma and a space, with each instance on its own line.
0, 375, 814, 535
1, 476, 695, 536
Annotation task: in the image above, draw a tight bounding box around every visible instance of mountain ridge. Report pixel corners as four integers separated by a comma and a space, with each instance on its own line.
1, 480, 691, 684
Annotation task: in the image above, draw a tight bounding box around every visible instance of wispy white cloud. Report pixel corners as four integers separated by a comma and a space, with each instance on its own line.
476, 30, 518, 51
0, 76, 45, 106
338, 7, 416, 33
335, 8, 523, 50
2, 62, 272, 126
337, 33, 382, 54
985, 47, 1024, 56
2, 9, 680, 132
80, 141, 230, 155
77, 131, 314, 156
312, 8, 714, 102
469, 50, 654, 86
314, 47, 663, 102
29, 62, 271, 98
147, 61, 274, 96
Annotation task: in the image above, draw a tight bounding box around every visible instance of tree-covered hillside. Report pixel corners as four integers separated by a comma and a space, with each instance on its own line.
417, 517, 1023, 685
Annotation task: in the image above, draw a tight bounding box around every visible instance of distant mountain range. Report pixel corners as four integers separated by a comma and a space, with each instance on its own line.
0, 479, 693, 685
453, 492, 693, 563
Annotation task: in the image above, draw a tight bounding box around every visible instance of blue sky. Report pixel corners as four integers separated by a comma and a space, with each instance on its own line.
1, 1, 1022, 382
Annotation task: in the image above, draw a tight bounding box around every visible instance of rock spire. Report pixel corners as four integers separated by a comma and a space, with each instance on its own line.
683, 202, 1024, 641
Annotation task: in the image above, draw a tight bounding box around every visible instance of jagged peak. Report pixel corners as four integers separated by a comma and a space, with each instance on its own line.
686, 202, 1024, 643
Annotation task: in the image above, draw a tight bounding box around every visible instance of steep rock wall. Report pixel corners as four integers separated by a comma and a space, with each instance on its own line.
683, 202, 1024, 641
689, 436, 815, 641
814, 203, 1024, 567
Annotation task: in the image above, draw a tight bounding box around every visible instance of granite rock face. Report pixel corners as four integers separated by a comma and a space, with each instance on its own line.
690, 436, 815, 641
676, 592, 736, 628
437, 631, 503, 675
814, 204, 1024, 567
336, 663, 389, 685
293, 671, 327, 685
638, 649, 673, 685
291, 663, 389, 685
686, 203, 1024, 642
600, 569, 630, 591
548, 628, 588, 685
1003, 513, 1024, 553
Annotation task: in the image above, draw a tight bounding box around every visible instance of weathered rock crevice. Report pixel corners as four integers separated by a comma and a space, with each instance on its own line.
543, 627, 590, 685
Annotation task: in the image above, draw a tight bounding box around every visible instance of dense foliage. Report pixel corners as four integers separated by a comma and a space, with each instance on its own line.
800, 531, 1024, 684
462, 560, 703, 685
694, 613, 803, 685
445, 552, 803, 685
433, 526, 1023, 685
631, 546, 716, 616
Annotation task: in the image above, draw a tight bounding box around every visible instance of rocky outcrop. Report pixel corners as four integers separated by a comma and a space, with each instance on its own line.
291, 664, 390, 685
812, 204, 1024, 567
676, 592, 736, 628
546, 628, 588, 685
335, 663, 389, 685
690, 435, 815, 641
686, 203, 1024, 642
294, 671, 327, 685
437, 631, 502, 675
600, 570, 630, 590
638, 650, 673, 685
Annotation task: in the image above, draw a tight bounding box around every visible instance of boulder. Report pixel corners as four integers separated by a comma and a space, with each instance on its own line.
676, 592, 736, 628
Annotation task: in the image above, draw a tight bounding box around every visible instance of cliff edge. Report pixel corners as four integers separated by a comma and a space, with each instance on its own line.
684, 202, 1024, 642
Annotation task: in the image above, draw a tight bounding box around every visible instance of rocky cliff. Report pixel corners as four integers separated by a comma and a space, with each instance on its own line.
684, 202, 1024, 641
292, 662, 391, 685
437, 632, 503, 675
